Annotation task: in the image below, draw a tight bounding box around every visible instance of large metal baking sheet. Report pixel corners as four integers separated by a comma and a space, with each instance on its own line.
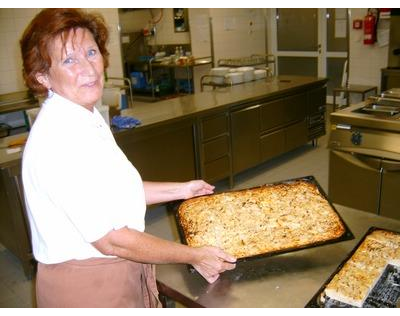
305, 227, 400, 308
173, 175, 354, 269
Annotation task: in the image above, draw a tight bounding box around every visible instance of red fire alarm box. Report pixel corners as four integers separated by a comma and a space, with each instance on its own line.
353, 19, 363, 29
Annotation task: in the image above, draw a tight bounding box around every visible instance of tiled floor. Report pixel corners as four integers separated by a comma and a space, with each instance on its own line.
0, 243, 36, 307
0, 105, 333, 308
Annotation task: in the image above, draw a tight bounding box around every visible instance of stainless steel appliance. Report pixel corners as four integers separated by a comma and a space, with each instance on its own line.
328, 90, 400, 220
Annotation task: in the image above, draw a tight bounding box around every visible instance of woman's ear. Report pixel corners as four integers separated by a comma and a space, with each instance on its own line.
35, 73, 51, 89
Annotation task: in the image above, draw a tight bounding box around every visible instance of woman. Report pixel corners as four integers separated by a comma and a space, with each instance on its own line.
20, 8, 236, 308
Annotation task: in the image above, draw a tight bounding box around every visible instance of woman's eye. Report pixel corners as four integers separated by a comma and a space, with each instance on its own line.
63, 57, 74, 65
88, 49, 97, 57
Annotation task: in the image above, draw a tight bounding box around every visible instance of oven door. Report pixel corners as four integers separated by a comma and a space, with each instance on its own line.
380, 159, 400, 220
329, 150, 381, 214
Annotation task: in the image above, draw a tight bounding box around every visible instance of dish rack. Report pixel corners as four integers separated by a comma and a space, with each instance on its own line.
217, 54, 275, 76
200, 75, 233, 92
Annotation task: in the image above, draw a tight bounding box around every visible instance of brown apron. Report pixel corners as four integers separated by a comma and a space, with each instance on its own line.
36, 257, 161, 308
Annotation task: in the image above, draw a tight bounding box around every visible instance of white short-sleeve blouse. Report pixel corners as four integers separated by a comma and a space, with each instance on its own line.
22, 92, 146, 264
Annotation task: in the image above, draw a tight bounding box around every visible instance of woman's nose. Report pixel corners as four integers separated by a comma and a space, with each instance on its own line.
79, 57, 96, 75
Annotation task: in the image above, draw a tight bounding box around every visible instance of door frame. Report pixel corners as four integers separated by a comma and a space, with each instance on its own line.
268, 8, 348, 103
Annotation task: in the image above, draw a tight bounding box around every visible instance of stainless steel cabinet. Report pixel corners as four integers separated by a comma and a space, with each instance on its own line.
380, 159, 400, 219
115, 119, 196, 182
198, 112, 232, 185
231, 104, 261, 174
329, 150, 381, 214
307, 86, 326, 141
231, 91, 311, 176
0, 164, 34, 279
329, 150, 400, 220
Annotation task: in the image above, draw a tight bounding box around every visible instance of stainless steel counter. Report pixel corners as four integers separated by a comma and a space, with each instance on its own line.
151, 204, 400, 307
0, 133, 27, 169
120, 75, 327, 129
0, 90, 38, 115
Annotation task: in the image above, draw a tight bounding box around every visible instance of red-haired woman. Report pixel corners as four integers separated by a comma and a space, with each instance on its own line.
20, 8, 236, 308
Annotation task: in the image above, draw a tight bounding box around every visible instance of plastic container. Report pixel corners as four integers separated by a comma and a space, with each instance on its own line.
102, 87, 120, 107
130, 72, 147, 89
95, 100, 110, 126
119, 91, 128, 110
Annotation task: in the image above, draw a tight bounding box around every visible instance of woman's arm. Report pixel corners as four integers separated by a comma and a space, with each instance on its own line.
143, 180, 215, 205
92, 226, 236, 283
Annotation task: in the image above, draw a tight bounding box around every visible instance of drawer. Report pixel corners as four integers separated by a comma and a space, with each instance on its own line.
285, 93, 307, 123
260, 129, 285, 161
285, 120, 308, 151
203, 135, 229, 163
260, 98, 286, 132
203, 155, 231, 182
201, 113, 228, 140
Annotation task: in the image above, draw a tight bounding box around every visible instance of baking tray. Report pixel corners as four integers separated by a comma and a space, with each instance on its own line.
305, 226, 400, 308
172, 175, 354, 270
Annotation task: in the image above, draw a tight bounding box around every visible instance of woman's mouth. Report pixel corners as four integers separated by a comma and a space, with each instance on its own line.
83, 81, 97, 87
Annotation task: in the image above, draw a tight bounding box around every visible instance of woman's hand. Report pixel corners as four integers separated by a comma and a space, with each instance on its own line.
181, 180, 215, 200
143, 180, 215, 205
191, 246, 236, 283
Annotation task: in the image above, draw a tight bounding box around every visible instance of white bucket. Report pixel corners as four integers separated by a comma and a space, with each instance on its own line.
102, 87, 120, 107
95, 100, 110, 126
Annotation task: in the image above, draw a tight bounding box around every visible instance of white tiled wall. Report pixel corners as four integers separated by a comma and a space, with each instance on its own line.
89, 8, 123, 79
147, 9, 191, 46
120, 9, 194, 46
210, 8, 267, 65
0, 8, 123, 95
0, 8, 391, 96
348, 8, 388, 93
0, 8, 41, 94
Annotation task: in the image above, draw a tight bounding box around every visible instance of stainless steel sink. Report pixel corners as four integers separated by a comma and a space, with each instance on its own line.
353, 96, 400, 117
360, 104, 400, 115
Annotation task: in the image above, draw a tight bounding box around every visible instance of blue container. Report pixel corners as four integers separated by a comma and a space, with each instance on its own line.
130, 72, 147, 89
120, 94, 128, 110
176, 79, 192, 93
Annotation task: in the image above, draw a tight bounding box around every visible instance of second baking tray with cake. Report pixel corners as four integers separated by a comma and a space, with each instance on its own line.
306, 227, 400, 308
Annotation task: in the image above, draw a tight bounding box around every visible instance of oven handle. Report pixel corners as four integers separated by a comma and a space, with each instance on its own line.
335, 151, 381, 171
381, 158, 400, 171
352, 152, 382, 170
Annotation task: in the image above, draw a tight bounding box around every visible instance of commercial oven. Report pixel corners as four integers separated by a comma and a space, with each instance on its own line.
328, 92, 400, 220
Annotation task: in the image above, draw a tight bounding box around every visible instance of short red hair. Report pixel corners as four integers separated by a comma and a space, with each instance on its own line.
20, 8, 109, 96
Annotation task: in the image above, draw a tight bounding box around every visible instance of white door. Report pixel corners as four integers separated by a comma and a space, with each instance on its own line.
269, 8, 348, 103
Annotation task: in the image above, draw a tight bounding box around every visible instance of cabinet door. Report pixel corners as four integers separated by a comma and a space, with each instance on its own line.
231, 105, 260, 174
116, 120, 196, 182
328, 150, 381, 214
380, 159, 400, 220
0, 166, 34, 278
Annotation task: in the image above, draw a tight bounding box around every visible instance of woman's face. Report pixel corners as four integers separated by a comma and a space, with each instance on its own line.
37, 28, 104, 111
